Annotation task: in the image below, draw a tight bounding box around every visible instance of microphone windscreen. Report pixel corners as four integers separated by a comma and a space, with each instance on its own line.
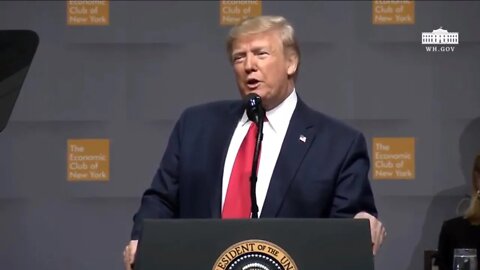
245, 93, 263, 123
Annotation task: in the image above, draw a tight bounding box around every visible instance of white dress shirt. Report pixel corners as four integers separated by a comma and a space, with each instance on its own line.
221, 89, 298, 216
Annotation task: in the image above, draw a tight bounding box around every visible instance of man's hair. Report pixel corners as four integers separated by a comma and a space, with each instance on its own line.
464, 154, 480, 224
226, 15, 300, 77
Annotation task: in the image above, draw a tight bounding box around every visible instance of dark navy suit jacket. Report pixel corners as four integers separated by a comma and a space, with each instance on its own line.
131, 98, 377, 239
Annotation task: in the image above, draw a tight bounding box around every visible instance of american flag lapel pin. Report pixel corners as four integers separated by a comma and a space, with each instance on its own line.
299, 134, 307, 143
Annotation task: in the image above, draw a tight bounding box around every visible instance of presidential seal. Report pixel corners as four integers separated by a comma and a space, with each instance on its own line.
213, 239, 297, 270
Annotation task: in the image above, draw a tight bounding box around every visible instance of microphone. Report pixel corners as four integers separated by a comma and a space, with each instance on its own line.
245, 93, 265, 125
243, 93, 265, 218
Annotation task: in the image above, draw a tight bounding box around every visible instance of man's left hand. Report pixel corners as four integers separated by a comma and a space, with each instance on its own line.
354, 212, 386, 255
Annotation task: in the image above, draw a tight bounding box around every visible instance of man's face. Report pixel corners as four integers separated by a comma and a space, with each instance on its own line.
231, 30, 298, 110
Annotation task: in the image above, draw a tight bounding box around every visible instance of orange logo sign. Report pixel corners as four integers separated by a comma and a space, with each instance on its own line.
372, 137, 415, 180
67, 139, 110, 181
67, 0, 110, 26
372, 0, 415, 25
220, 0, 262, 26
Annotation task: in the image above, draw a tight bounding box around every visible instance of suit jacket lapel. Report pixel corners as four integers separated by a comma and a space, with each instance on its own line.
261, 99, 317, 217
208, 101, 244, 218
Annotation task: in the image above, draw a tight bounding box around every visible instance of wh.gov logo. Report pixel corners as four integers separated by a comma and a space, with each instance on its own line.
421, 27, 459, 53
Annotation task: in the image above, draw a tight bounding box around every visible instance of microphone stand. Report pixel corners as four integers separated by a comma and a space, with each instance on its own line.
249, 112, 264, 219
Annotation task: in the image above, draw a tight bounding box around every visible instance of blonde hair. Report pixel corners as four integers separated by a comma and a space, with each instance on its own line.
226, 15, 300, 76
464, 154, 480, 224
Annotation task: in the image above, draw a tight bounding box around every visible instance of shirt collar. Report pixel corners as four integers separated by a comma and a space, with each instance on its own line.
240, 89, 298, 133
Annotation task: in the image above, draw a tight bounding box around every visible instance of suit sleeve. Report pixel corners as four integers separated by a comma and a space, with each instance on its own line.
130, 111, 185, 240
329, 132, 377, 218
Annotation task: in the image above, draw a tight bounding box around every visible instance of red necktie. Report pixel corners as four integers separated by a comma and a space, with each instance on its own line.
222, 122, 258, 219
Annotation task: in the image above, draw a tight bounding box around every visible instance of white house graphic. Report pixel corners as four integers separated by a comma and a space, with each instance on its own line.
422, 27, 459, 45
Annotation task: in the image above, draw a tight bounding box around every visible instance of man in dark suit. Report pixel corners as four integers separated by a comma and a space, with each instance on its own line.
123, 15, 386, 270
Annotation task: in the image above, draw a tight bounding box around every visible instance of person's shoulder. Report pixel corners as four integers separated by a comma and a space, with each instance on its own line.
443, 216, 467, 229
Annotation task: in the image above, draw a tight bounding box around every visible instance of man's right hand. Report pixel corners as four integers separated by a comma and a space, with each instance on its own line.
123, 240, 138, 270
